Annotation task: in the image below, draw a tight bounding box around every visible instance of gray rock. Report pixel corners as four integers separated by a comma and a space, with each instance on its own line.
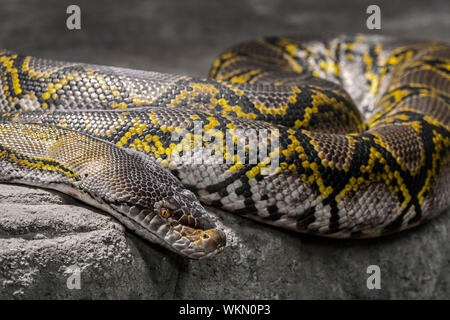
0, 183, 449, 299
0, 0, 449, 300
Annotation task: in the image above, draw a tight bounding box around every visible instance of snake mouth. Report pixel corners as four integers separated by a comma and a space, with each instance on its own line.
138, 189, 226, 258
114, 203, 226, 259
148, 214, 226, 259
168, 225, 227, 259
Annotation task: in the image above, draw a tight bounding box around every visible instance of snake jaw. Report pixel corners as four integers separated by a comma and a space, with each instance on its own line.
113, 201, 226, 258
170, 225, 227, 259
120, 189, 226, 258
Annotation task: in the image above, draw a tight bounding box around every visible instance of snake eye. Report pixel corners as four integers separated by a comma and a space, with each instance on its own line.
160, 208, 171, 219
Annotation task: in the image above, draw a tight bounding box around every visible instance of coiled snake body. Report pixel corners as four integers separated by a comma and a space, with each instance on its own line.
0, 34, 449, 258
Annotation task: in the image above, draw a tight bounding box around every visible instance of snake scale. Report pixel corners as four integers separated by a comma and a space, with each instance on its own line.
0, 34, 449, 259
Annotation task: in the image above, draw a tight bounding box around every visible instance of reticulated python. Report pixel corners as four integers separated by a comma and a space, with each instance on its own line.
0, 34, 449, 259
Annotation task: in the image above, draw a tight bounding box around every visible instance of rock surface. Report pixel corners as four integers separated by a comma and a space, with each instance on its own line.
0, 0, 449, 300
0, 183, 449, 299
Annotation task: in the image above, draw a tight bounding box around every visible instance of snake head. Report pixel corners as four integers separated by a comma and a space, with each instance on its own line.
149, 188, 226, 259
103, 149, 226, 259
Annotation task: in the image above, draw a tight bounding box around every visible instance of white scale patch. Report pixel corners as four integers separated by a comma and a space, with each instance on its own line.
18, 97, 41, 111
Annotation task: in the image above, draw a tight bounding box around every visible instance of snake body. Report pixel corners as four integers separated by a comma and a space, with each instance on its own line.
0, 34, 449, 258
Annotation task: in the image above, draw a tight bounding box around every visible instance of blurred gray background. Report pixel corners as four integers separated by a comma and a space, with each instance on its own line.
0, 0, 449, 76
1, 0, 450, 300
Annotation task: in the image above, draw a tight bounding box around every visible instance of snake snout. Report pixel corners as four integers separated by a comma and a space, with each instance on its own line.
158, 189, 226, 257
173, 226, 227, 259
204, 228, 227, 249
